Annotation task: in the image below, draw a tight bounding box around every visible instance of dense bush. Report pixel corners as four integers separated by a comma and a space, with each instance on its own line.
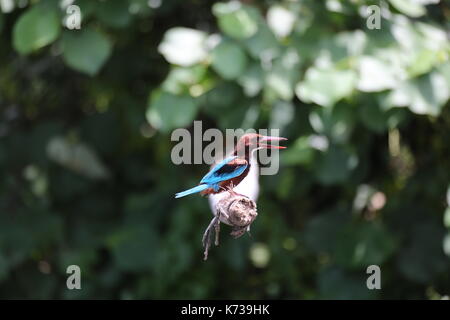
0, 0, 449, 299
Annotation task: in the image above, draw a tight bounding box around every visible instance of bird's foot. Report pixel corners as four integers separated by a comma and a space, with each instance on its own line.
227, 189, 249, 199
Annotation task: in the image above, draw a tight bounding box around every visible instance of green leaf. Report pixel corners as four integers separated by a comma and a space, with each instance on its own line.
213, 2, 259, 39
397, 222, 448, 284
390, 19, 447, 78
237, 63, 264, 97
13, 5, 61, 55
296, 67, 356, 107
244, 24, 279, 59
199, 83, 257, 129
304, 209, 350, 254
75, 0, 97, 19
146, 91, 198, 133
108, 225, 159, 272
309, 104, 355, 143
407, 49, 440, 77
318, 266, 378, 299
200, 82, 241, 115
62, 28, 112, 76
211, 40, 248, 80
335, 223, 397, 269
315, 144, 358, 185
281, 136, 315, 166
161, 65, 207, 95
358, 103, 388, 133
96, 0, 132, 28
58, 249, 98, 274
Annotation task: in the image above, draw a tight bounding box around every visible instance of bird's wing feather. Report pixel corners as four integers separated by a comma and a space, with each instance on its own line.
200, 156, 248, 185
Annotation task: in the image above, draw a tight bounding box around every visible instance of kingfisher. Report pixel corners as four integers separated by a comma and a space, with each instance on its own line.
175, 133, 287, 198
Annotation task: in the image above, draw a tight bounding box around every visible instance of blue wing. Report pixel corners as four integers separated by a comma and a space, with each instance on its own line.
200, 156, 248, 185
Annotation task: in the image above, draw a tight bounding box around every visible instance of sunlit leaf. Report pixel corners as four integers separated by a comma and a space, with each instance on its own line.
385, 71, 449, 116
444, 207, 450, 229
161, 65, 208, 95
356, 56, 398, 92
296, 67, 356, 107
13, 5, 61, 55
159, 28, 208, 67
407, 49, 440, 77
388, 0, 426, 18
213, 2, 259, 39
267, 6, 296, 38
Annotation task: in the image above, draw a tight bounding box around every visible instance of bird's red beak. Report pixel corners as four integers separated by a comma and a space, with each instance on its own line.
258, 136, 288, 149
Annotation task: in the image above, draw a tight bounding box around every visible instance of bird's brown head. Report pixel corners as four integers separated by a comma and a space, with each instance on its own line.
234, 133, 287, 157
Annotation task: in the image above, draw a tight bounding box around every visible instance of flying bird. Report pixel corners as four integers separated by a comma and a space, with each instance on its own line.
175, 133, 287, 198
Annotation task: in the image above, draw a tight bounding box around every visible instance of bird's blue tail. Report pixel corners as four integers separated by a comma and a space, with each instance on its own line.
175, 184, 209, 198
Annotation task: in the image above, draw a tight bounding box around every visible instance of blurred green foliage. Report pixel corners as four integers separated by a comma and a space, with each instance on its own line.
0, 0, 449, 299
